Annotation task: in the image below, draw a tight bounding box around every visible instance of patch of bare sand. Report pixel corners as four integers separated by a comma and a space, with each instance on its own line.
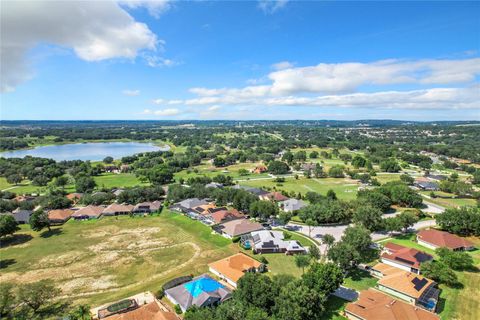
35, 251, 89, 268
61, 275, 118, 293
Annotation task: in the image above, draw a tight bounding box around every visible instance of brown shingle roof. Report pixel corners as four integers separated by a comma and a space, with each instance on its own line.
72, 205, 104, 218
381, 243, 433, 269
48, 209, 75, 221
345, 289, 440, 320
417, 229, 474, 250
210, 209, 244, 224
103, 203, 134, 214
265, 192, 289, 202
208, 253, 262, 283
107, 301, 178, 320
219, 219, 263, 237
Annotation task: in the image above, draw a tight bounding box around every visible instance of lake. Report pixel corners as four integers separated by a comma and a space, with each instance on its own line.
0, 142, 170, 161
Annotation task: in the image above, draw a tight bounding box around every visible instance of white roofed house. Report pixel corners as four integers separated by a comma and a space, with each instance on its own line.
251, 230, 306, 255
279, 198, 306, 212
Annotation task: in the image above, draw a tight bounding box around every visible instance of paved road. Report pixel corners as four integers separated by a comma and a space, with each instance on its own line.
287, 219, 437, 253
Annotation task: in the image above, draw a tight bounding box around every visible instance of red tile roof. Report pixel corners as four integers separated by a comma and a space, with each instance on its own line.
210, 209, 244, 224
48, 209, 75, 221
381, 243, 433, 269
417, 229, 474, 250
265, 192, 289, 202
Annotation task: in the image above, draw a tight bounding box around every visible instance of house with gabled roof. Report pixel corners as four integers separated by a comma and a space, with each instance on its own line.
251, 230, 306, 255
372, 263, 440, 312
417, 229, 474, 251
132, 201, 162, 215
71, 205, 105, 220
11, 208, 32, 224
102, 203, 134, 216
344, 289, 440, 320
48, 208, 75, 224
279, 198, 306, 212
208, 253, 263, 287
215, 219, 264, 238
209, 208, 244, 224
164, 274, 232, 312
380, 243, 433, 274
261, 191, 289, 202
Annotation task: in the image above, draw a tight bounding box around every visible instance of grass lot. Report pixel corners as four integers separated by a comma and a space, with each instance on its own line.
0, 210, 236, 306
375, 173, 402, 184
94, 173, 148, 189
241, 176, 359, 200
422, 195, 477, 209
174, 162, 270, 181
377, 233, 480, 320
342, 269, 378, 291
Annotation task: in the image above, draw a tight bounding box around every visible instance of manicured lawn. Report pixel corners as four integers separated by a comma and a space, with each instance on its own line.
174, 162, 270, 181
425, 196, 477, 209
241, 176, 359, 200
377, 233, 480, 320
375, 173, 402, 184
281, 229, 318, 247
94, 173, 148, 189
0, 210, 236, 306
343, 269, 378, 291
323, 296, 348, 320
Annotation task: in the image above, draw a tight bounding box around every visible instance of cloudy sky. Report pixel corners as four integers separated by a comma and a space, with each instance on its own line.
1, 0, 479, 120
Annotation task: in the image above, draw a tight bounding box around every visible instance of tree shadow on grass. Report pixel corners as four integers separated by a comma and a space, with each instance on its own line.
435, 296, 447, 314
35, 301, 71, 319
40, 228, 63, 238
346, 268, 372, 282
0, 258, 16, 269
0, 234, 33, 248
323, 295, 348, 319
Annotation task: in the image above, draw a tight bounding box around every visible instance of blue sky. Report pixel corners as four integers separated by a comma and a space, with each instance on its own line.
1, 0, 479, 120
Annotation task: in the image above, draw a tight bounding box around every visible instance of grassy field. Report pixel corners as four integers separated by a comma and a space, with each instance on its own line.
342, 269, 378, 291
93, 173, 148, 189
420, 193, 477, 208
174, 162, 270, 181
241, 176, 359, 200
377, 233, 480, 320
0, 211, 236, 306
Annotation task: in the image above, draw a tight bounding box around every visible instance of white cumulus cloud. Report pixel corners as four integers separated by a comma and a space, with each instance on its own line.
0, 0, 166, 92
123, 89, 140, 96
143, 108, 182, 116
258, 0, 289, 14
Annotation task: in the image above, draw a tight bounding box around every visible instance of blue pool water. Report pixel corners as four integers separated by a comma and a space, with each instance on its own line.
184, 277, 224, 298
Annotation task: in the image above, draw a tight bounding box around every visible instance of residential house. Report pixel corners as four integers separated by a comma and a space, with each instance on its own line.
66, 193, 83, 203
14, 195, 36, 203
208, 253, 263, 288
380, 243, 433, 274
279, 198, 306, 212
209, 208, 244, 224
344, 289, 440, 320
215, 219, 264, 238
102, 203, 134, 216
252, 165, 267, 174
417, 229, 474, 251
104, 165, 119, 173
205, 182, 223, 189
372, 263, 440, 312
93, 291, 178, 320
164, 274, 232, 312
48, 209, 75, 224
414, 179, 439, 191
170, 198, 209, 213
192, 203, 218, 215
301, 163, 316, 172
11, 208, 32, 224
71, 205, 105, 220
233, 185, 269, 197
425, 174, 446, 181
112, 189, 125, 197
261, 191, 289, 202
251, 230, 306, 254
120, 164, 130, 173
132, 201, 162, 215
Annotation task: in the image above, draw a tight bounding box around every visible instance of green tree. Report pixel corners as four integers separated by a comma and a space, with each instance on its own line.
268, 161, 290, 175
322, 234, 335, 251
380, 159, 401, 172
436, 207, 480, 236
54, 176, 69, 190
352, 205, 383, 231
103, 156, 114, 164
328, 165, 344, 178
302, 262, 344, 295
436, 247, 474, 271
309, 244, 321, 261
397, 211, 419, 232
0, 283, 15, 318
421, 261, 459, 287
309, 151, 319, 159
17, 280, 60, 313
6, 174, 22, 185
351, 155, 367, 168
249, 200, 279, 220
0, 215, 19, 238
274, 281, 325, 320
294, 255, 311, 274
75, 175, 96, 193
29, 210, 51, 232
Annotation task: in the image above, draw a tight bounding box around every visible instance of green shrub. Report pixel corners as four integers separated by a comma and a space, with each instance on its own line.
174, 304, 182, 314
232, 236, 240, 243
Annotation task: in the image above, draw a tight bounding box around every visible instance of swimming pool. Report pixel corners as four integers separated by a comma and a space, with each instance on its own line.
183, 277, 225, 298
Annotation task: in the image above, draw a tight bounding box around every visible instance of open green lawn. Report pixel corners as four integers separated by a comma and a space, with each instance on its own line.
375, 173, 402, 184
421, 195, 477, 209
94, 173, 148, 189
0, 210, 236, 306
377, 233, 480, 320
342, 269, 378, 291
241, 176, 359, 200
174, 162, 270, 181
